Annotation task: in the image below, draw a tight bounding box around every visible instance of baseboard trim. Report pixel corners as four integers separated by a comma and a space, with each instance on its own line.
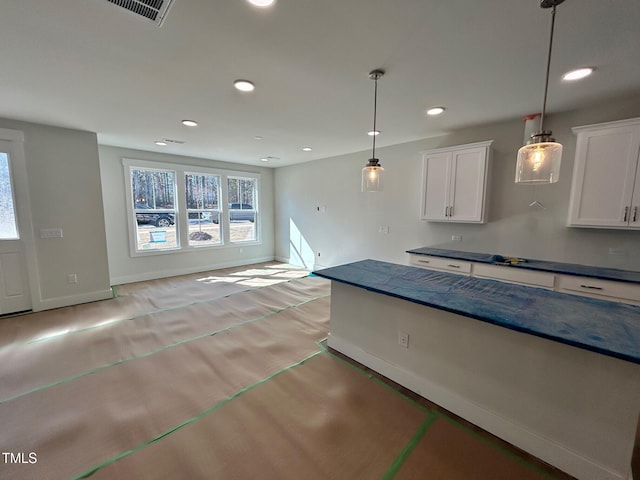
110, 256, 276, 285
327, 334, 627, 480
33, 288, 114, 312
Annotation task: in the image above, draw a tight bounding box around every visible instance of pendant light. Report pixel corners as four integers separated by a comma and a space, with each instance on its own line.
362, 69, 385, 192
515, 0, 565, 184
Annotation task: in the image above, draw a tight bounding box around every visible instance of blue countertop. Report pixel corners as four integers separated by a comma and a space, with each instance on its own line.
407, 246, 640, 284
313, 259, 640, 365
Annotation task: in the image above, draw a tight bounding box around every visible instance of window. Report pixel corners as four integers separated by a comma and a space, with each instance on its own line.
228, 176, 257, 243
124, 158, 260, 256
0, 152, 18, 239
185, 173, 222, 247
130, 167, 178, 252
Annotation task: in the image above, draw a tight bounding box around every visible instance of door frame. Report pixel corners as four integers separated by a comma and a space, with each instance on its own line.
0, 128, 40, 312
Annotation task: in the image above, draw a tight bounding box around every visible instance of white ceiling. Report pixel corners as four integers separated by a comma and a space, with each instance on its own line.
2, 0, 639, 167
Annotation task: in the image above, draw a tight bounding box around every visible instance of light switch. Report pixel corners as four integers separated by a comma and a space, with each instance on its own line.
40, 228, 63, 238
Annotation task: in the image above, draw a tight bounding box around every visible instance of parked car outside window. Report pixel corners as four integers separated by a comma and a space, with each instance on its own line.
135, 204, 175, 227
228, 203, 255, 222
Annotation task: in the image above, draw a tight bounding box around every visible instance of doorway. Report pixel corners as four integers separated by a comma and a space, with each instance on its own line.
0, 133, 32, 315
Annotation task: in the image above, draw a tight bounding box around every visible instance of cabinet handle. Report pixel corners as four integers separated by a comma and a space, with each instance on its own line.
634, 206, 638, 222
579, 284, 603, 290
450, 205, 454, 217
444, 206, 448, 217
447, 264, 461, 268
623, 206, 629, 222
418, 260, 430, 264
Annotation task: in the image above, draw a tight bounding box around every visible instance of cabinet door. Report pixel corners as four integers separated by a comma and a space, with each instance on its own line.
421, 152, 451, 221
568, 124, 640, 228
449, 147, 488, 222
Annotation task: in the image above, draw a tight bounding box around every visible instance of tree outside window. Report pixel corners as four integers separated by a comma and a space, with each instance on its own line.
130, 168, 178, 251
228, 176, 257, 243
185, 173, 221, 247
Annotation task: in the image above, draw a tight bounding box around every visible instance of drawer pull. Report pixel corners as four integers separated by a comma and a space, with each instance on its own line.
580, 284, 603, 290
418, 260, 430, 264
447, 264, 461, 268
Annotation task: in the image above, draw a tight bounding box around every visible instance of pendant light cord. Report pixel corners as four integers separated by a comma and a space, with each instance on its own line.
372, 76, 378, 159
539, 4, 556, 133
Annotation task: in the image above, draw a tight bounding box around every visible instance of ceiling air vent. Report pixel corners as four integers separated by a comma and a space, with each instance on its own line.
106, 0, 176, 26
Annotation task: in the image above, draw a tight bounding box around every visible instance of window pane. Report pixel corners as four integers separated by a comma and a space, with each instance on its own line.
130, 168, 178, 251
0, 153, 18, 239
186, 173, 222, 247
228, 177, 257, 243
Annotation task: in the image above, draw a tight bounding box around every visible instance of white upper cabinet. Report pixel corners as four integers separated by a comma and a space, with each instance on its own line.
568, 118, 640, 229
420, 141, 492, 223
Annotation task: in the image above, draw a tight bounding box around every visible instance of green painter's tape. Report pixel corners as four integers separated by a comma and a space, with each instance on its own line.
381, 413, 437, 480
315, 338, 328, 352
111, 285, 119, 298
324, 348, 430, 414
5, 275, 313, 349
324, 349, 557, 479
1, 294, 329, 403
433, 411, 556, 479
72, 350, 323, 479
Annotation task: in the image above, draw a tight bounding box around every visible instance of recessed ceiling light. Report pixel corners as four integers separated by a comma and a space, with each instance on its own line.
302, 147, 312, 152
426, 107, 445, 116
260, 157, 270, 162
562, 67, 594, 81
368, 130, 380, 136
248, 0, 275, 6
234, 80, 255, 92
181, 120, 198, 127
254, 136, 263, 140
155, 141, 167, 146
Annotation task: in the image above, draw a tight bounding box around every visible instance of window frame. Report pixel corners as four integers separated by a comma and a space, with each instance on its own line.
227, 175, 259, 245
184, 171, 223, 248
125, 162, 180, 255
123, 158, 261, 257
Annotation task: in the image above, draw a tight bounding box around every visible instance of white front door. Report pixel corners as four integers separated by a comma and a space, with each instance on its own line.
0, 140, 31, 314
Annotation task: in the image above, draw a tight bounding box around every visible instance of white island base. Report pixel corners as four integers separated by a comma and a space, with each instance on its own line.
327, 282, 640, 480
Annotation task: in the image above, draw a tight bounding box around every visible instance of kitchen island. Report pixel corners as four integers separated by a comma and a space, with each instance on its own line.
313, 259, 640, 480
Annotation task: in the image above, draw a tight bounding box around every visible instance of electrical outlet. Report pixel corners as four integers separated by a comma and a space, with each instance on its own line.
398, 331, 409, 348
452, 235, 462, 242
67, 274, 77, 284
608, 248, 626, 256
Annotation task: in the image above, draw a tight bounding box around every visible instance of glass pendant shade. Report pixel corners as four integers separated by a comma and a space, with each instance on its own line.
515, 139, 562, 184
362, 69, 385, 192
362, 161, 384, 192
515, 0, 565, 185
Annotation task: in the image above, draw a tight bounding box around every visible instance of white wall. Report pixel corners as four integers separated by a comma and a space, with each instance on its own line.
275, 94, 640, 271
99, 146, 276, 284
0, 117, 112, 310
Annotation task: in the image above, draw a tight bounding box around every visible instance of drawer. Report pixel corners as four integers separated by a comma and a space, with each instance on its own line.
409, 254, 472, 275
473, 264, 555, 289
556, 274, 640, 305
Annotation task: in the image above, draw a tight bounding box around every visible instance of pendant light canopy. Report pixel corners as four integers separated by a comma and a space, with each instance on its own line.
515, 0, 565, 184
362, 69, 385, 192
